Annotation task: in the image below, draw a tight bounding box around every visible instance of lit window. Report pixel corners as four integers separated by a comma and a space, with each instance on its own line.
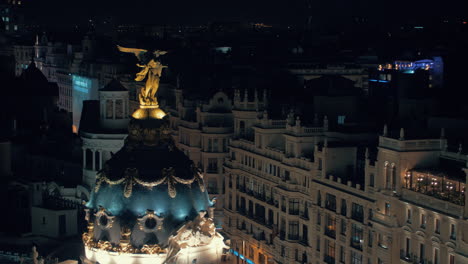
14, 25, 17, 31
450, 224, 456, 240
338, 115, 346, 124
384, 203, 390, 216
420, 214, 426, 228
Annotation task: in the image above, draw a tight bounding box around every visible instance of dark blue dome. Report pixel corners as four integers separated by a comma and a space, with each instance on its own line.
86, 117, 212, 238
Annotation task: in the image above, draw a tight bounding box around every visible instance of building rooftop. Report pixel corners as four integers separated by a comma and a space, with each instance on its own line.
100, 78, 127, 92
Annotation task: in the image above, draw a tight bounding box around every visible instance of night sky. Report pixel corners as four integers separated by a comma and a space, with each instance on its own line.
28, 0, 468, 26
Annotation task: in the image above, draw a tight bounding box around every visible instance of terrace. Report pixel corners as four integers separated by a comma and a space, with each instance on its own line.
403, 168, 465, 206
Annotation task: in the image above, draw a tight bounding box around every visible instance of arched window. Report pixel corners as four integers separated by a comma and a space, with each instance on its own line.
239, 121, 245, 136
384, 162, 390, 189
391, 164, 397, 190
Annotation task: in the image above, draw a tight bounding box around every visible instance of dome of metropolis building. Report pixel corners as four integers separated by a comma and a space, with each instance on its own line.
82, 115, 228, 264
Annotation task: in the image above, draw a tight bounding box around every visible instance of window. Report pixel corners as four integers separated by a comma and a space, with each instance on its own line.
325, 214, 336, 238
325, 239, 336, 263
434, 248, 439, 264
419, 243, 425, 261
341, 219, 347, 235
351, 251, 362, 264
449, 254, 455, 264
341, 199, 347, 216
420, 214, 426, 228
450, 224, 456, 240
338, 115, 346, 124
340, 246, 345, 263
223, 138, 228, 152
384, 203, 390, 216
369, 173, 375, 187
378, 233, 388, 249
325, 193, 337, 212
351, 203, 364, 222
407, 209, 412, 223
289, 199, 299, 215
288, 221, 299, 240
351, 224, 363, 250
317, 212, 321, 226
404, 238, 411, 259
207, 158, 218, 173
368, 231, 373, 247
435, 219, 440, 234
316, 237, 321, 251
213, 139, 219, 152
317, 191, 322, 207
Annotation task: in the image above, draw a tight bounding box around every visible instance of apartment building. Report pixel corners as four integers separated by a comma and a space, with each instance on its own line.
224, 115, 468, 264
167, 88, 267, 227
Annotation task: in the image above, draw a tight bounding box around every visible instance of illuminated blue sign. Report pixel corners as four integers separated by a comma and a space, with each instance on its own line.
72, 75, 91, 94
369, 79, 389, 83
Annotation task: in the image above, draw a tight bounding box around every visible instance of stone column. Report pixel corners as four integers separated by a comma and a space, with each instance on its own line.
99, 150, 103, 171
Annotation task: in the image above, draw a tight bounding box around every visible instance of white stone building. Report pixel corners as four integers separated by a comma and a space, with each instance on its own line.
80, 79, 129, 188
223, 119, 468, 264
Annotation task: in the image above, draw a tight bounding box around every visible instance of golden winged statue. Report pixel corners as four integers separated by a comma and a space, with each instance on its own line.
117, 45, 168, 107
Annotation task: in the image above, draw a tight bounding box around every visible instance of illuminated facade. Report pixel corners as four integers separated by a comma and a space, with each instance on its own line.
224, 118, 468, 264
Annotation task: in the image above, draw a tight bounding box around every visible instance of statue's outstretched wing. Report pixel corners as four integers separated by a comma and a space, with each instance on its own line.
153, 50, 168, 57
117, 45, 148, 61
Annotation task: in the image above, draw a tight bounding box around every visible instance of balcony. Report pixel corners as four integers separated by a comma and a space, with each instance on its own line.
324, 255, 335, 264
350, 239, 363, 251
325, 227, 336, 239
288, 234, 300, 241
399, 250, 412, 263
